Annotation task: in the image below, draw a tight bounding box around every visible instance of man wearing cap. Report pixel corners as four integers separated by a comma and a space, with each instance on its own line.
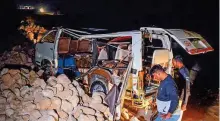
150, 65, 180, 121
172, 55, 190, 111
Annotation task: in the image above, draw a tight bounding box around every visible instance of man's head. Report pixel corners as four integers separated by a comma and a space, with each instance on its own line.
172, 55, 184, 69
150, 64, 167, 82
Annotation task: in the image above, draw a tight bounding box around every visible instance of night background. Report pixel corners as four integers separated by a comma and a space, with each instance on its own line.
0, 0, 218, 120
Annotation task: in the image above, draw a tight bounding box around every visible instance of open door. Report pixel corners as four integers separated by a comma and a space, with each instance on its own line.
167, 29, 214, 55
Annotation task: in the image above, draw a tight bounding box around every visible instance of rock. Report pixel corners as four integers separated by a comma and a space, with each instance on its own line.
0, 114, 6, 121
45, 86, 57, 95
10, 100, 20, 109
13, 87, 21, 98
89, 103, 108, 113
0, 83, 8, 91
19, 53, 28, 64
0, 68, 8, 76
81, 106, 96, 115
22, 101, 34, 107
12, 73, 21, 81
83, 103, 89, 107
78, 113, 90, 121
49, 96, 62, 110
96, 116, 105, 121
73, 106, 83, 118
92, 92, 106, 103
23, 93, 35, 101
23, 103, 36, 112
47, 76, 57, 86
82, 94, 91, 103
37, 70, 44, 77
0, 104, 5, 112
58, 118, 66, 121
57, 110, 68, 119
6, 92, 16, 102
54, 83, 64, 92
61, 99, 73, 112
31, 78, 46, 89
37, 115, 56, 121
36, 98, 51, 110
8, 69, 20, 76
1, 74, 14, 87
76, 86, 85, 96
0, 96, 6, 104
0, 103, 5, 109
28, 57, 32, 63
21, 68, 29, 74
66, 95, 79, 108
95, 112, 105, 121
6, 117, 14, 121
33, 88, 45, 103
57, 74, 71, 87
39, 110, 48, 116
22, 115, 30, 121
72, 81, 80, 87
20, 86, 30, 97
29, 70, 38, 84
56, 89, 73, 99
67, 114, 77, 121
68, 84, 75, 89
10, 83, 20, 90
42, 88, 54, 98
3, 89, 12, 97
29, 110, 41, 120
87, 115, 97, 121
47, 110, 58, 120
5, 108, 14, 117
17, 79, 26, 86
13, 114, 23, 121
68, 84, 79, 96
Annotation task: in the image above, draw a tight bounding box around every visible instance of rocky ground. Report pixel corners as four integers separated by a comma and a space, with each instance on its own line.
0, 44, 112, 121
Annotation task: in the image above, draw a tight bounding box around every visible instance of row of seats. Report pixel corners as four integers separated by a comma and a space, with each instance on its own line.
98, 44, 132, 61
58, 37, 92, 54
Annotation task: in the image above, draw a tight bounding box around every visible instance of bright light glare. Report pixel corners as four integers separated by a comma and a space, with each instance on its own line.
39, 8, 45, 13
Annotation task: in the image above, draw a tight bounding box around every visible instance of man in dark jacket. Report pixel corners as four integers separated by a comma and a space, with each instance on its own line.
150, 65, 180, 121
172, 55, 190, 111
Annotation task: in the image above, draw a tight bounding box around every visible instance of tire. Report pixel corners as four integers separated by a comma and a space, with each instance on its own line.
90, 81, 108, 95
41, 60, 52, 81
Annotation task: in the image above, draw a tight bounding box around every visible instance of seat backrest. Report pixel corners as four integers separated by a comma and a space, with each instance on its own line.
151, 49, 170, 70
69, 40, 79, 54
58, 37, 71, 54
115, 44, 129, 61
77, 40, 92, 53
98, 48, 108, 60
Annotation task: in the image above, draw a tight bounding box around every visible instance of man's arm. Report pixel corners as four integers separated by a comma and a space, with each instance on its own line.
166, 82, 179, 114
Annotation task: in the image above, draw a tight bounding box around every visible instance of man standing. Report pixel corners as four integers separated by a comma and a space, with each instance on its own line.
172, 55, 190, 111
150, 65, 180, 121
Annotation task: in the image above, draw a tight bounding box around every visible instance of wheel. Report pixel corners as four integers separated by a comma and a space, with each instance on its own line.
90, 81, 108, 95
41, 60, 52, 81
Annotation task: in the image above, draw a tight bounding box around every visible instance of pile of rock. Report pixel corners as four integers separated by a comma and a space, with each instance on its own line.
0, 44, 34, 68
18, 17, 47, 44
0, 68, 111, 121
